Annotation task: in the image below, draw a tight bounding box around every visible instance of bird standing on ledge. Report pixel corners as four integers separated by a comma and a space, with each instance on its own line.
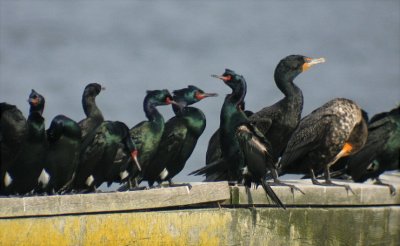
190, 69, 285, 208
279, 98, 368, 192
143, 85, 217, 188
340, 106, 399, 194
79, 83, 105, 139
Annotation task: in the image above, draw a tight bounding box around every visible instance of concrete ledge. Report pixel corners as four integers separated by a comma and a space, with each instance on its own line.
231, 173, 400, 206
0, 182, 230, 218
0, 207, 398, 245
0, 173, 399, 245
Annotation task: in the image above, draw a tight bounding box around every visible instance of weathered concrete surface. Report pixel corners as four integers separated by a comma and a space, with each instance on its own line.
0, 182, 229, 217
0, 173, 399, 245
231, 173, 400, 206
0, 207, 398, 246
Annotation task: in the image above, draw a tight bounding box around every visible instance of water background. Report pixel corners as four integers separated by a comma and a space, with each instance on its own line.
1, 1, 399, 188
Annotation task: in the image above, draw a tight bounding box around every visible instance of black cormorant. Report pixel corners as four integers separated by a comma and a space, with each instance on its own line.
1, 90, 47, 195
73, 121, 140, 192
126, 89, 178, 189
340, 106, 399, 194
142, 85, 217, 187
79, 83, 104, 139
38, 115, 82, 193
190, 69, 285, 208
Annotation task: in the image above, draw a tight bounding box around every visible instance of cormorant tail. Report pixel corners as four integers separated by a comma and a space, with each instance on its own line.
261, 178, 286, 209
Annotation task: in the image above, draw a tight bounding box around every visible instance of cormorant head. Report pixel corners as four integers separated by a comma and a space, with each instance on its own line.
211, 69, 246, 92
173, 85, 218, 107
28, 89, 45, 114
83, 83, 105, 97
145, 89, 178, 107
275, 55, 325, 81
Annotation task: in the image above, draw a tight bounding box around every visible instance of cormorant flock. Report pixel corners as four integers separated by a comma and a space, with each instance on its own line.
1, 55, 399, 209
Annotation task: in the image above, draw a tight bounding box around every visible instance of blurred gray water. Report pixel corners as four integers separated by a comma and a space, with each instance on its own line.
1, 1, 399, 187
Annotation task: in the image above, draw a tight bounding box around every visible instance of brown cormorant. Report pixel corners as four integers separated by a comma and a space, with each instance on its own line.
279, 98, 368, 192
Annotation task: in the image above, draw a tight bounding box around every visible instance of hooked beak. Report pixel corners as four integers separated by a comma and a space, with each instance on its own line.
28, 98, 39, 106
130, 150, 141, 172
211, 74, 231, 82
196, 92, 218, 100
166, 97, 180, 106
302, 57, 326, 72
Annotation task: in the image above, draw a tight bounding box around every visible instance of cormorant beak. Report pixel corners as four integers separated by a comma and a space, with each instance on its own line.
166, 97, 180, 106
211, 74, 231, 82
28, 98, 40, 106
302, 57, 326, 72
196, 92, 218, 100
101, 87, 106, 91
130, 150, 141, 172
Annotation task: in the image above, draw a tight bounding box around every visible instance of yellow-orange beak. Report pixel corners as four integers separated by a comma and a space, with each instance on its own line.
302, 57, 326, 72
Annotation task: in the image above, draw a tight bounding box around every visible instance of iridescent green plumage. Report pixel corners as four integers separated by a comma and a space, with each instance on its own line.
127, 89, 176, 187
142, 85, 217, 187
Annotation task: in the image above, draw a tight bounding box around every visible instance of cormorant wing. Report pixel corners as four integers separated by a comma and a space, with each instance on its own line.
279, 115, 329, 170
145, 118, 188, 182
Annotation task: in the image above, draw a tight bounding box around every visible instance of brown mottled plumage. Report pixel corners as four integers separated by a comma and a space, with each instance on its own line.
279, 98, 368, 191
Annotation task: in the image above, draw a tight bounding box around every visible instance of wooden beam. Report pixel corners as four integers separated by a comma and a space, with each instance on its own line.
0, 182, 230, 218
230, 173, 400, 206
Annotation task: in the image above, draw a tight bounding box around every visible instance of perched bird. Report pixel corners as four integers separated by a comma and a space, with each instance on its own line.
79, 83, 105, 139
1, 90, 47, 195
190, 69, 285, 208
142, 85, 217, 187
38, 115, 82, 194
73, 121, 140, 192
278, 98, 368, 192
125, 89, 178, 189
0, 103, 27, 172
205, 101, 252, 168
205, 55, 325, 183
249, 55, 325, 162
339, 106, 399, 194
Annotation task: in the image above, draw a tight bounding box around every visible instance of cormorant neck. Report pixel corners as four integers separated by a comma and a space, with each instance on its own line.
230, 79, 247, 106
82, 96, 103, 120
143, 97, 163, 123
274, 72, 300, 98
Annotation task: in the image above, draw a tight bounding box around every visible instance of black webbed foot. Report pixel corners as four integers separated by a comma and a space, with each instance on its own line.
374, 178, 396, 196
270, 179, 305, 195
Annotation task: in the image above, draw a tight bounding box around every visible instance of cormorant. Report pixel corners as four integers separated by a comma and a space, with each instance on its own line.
340, 106, 399, 194
249, 55, 325, 161
190, 69, 285, 208
72, 121, 140, 192
205, 55, 325, 182
79, 83, 104, 139
1, 90, 47, 195
38, 115, 82, 194
278, 98, 368, 192
142, 85, 217, 187
0, 103, 27, 173
126, 89, 178, 189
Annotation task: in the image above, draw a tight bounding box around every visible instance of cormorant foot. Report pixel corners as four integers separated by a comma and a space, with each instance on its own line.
374, 179, 396, 196
314, 180, 355, 195
168, 183, 192, 190
270, 180, 305, 195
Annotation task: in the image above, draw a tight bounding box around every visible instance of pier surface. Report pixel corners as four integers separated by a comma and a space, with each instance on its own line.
1, 173, 399, 245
